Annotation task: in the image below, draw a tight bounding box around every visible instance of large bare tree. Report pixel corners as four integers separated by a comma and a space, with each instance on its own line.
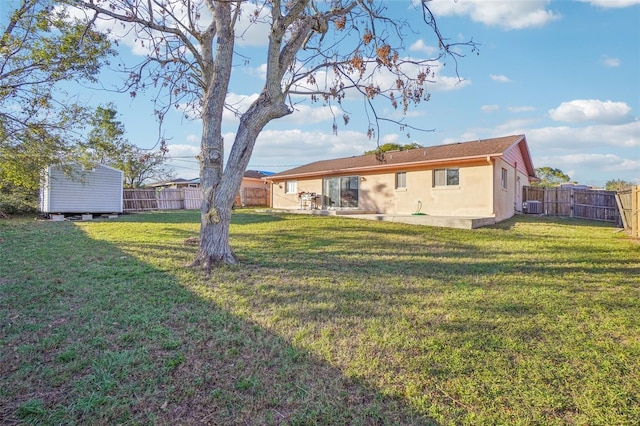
72, 0, 477, 269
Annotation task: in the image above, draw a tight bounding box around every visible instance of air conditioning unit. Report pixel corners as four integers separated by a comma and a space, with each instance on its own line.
526, 200, 542, 214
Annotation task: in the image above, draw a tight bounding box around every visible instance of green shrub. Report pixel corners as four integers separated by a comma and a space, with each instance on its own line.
0, 185, 38, 215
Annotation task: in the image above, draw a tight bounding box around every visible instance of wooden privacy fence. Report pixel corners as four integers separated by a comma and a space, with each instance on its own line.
234, 187, 270, 208
617, 185, 640, 237
123, 188, 201, 212
522, 186, 621, 225
124, 187, 269, 212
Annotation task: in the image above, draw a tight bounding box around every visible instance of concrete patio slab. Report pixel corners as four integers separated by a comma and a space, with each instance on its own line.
257, 209, 496, 229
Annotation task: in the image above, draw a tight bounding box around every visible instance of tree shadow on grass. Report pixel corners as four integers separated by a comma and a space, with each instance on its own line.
114, 209, 285, 226
0, 220, 437, 425
218, 213, 640, 424
486, 214, 623, 231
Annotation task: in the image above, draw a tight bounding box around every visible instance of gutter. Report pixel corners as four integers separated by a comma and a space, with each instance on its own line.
266, 153, 505, 182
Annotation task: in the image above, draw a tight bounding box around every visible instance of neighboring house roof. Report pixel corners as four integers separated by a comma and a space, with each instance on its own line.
148, 178, 194, 188
243, 170, 271, 179
149, 171, 272, 187
268, 134, 536, 180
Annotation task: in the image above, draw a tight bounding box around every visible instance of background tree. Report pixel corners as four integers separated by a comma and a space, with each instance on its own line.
0, 0, 113, 192
115, 145, 174, 188
78, 104, 174, 187
364, 142, 423, 155
74, 0, 477, 269
79, 104, 129, 166
532, 167, 571, 188
605, 179, 633, 192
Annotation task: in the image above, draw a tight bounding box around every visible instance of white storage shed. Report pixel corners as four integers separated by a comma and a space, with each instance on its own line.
40, 164, 124, 214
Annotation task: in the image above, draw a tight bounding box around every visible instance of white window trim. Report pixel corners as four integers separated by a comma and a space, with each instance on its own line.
285, 180, 297, 194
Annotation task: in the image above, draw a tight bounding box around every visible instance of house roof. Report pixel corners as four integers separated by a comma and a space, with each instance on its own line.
243, 170, 271, 179
147, 178, 194, 187
268, 134, 536, 180
149, 170, 273, 187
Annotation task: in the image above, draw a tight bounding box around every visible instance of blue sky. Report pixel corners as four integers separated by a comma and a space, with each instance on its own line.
6, 0, 639, 187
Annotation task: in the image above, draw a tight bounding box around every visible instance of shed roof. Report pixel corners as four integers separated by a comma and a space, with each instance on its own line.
268, 134, 536, 180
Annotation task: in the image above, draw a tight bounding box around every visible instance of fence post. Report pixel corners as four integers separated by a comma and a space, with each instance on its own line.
570, 188, 574, 218
633, 185, 639, 237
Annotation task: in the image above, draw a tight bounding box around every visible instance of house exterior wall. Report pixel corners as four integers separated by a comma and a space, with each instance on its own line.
493, 158, 513, 221
268, 136, 535, 223
235, 177, 270, 207
271, 161, 501, 218
40, 164, 124, 213
241, 177, 268, 190
493, 156, 529, 221
271, 179, 323, 209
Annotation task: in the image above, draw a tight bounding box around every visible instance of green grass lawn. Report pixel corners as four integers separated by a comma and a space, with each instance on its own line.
1, 210, 638, 425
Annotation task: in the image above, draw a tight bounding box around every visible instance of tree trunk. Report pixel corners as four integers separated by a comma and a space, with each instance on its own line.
191, 2, 295, 271
192, 94, 291, 270
194, 195, 236, 268
190, 2, 236, 270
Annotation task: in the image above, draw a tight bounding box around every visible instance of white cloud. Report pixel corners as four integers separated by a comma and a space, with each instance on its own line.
548, 99, 631, 124
520, 121, 640, 150
285, 56, 470, 103
165, 144, 201, 179
536, 153, 640, 174
490, 74, 511, 83
71, 1, 269, 56
481, 104, 499, 113
583, 0, 640, 8
166, 144, 199, 157
508, 106, 536, 113
222, 93, 260, 121
242, 129, 379, 170
235, 3, 271, 47
282, 103, 338, 125
428, 0, 561, 30
602, 56, 621, 67
409, 39, 440, 56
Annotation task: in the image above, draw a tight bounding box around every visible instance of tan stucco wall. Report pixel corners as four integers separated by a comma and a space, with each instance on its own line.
270, 161, 514, 219
271, 179, 323, 209
491, 158, 532, 221
241, 178, 268, 190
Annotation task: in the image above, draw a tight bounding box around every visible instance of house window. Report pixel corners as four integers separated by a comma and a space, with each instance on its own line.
285, 180, 297, 194
433, 168, 459, 187
396, 172, 407, 189
501, 168, 508, 189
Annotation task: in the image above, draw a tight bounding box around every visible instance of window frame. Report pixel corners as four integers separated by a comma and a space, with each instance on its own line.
433, 168, 460, 187
395, 171, 407, 189
285, 180, 297, 194
501, 168, 508, 190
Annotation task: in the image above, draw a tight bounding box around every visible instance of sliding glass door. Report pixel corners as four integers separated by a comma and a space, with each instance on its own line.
323, 176, 358, 208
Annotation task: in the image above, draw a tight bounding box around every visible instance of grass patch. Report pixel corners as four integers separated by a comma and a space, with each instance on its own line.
1, 210, 639, 425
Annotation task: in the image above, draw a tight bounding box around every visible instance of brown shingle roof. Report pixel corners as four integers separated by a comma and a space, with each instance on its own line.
269, 134, 533, 179
244, 170, 269, 179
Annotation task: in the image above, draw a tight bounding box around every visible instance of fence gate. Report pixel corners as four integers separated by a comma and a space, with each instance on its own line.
616, 185, 640, 236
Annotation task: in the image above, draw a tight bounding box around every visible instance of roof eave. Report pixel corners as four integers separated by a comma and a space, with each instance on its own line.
266, 154, 502, 181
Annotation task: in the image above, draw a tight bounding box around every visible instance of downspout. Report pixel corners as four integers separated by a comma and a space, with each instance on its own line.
270, 181, 275, 208
513, 161, 520, 214
488, 156, 495, 217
